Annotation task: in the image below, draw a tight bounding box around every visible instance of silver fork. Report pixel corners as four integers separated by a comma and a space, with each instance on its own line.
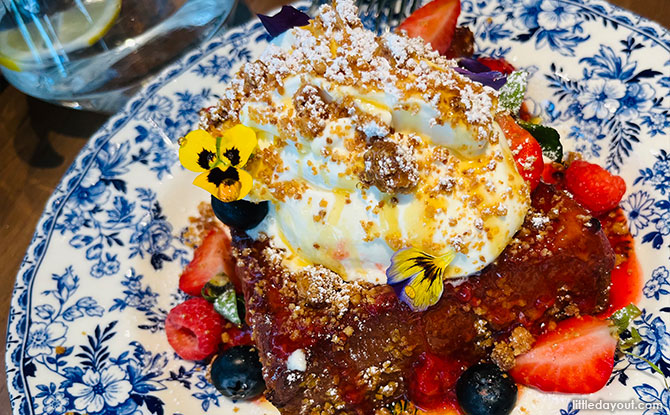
308, 0, 421, 34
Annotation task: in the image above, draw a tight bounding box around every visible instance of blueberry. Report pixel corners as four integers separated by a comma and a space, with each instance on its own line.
210, 346, 265, 400
456, 363, 517, 415
211, 195, 269, 230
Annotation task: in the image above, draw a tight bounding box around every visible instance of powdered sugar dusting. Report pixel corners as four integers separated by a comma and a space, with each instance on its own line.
299, 265, 361, 317
202, 0, 498, 144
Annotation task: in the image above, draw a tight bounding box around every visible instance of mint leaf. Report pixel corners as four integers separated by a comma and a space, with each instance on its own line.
612, 304, 669, 391
519, 122, 563, 162
609, 303, 642, 336
619, 327, 642, 351
214, 287, 242, 327
499, 70, 527, 114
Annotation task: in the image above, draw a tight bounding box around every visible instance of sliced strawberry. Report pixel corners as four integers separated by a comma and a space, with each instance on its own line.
564, 160, 627, 216
165, 297, 224, 360
518, 101, 533, 122
510, 316, 617, 394
496, 115, 544, 191
179, 227, 237, 296
477, 57, 516, 75
397, 0, 461, 55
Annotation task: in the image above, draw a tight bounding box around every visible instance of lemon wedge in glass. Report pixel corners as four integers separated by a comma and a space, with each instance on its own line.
0, 0, 122, 71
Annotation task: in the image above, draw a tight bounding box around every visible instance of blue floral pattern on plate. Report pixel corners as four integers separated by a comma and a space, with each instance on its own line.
6, 1, 670, 414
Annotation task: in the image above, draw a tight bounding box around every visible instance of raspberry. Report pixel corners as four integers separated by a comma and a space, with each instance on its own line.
165, 297, 223, 360
564, 160, 626, 216
410, 352, 464, 409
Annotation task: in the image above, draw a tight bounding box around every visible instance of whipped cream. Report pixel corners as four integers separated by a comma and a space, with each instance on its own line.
202, 0, 531, 284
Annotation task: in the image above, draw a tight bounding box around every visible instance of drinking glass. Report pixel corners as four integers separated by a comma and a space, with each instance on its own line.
0, 0, 236, 112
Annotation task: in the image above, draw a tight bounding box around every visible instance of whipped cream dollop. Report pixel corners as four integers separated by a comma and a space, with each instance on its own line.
200, 0, 531, 284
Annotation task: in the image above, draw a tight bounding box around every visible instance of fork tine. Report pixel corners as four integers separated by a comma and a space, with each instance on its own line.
373, 0, 391, 33
307, 0, 324, 19
357, 0, 371, 18
307, 0, 417, 33
388, 0, 409, 30
377, 0, 401, 33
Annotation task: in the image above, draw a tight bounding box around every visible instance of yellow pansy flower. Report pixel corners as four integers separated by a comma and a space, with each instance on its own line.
178, 125, 257, 202
386, 247, 456, 311
193, 166, 254, 202
179, 129, 218, 172
218, 124, 257, 168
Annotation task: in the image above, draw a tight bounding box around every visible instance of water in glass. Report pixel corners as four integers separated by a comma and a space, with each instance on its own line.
0, 0, 235, 112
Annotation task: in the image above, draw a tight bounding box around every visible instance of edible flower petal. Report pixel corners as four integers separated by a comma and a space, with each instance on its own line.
180, 125, 258, 202
455, 58, 508, 90
453, 67, 507, 90
179, 129, 217, 172
193, 166, 254, 203
386, 247, 456, 311
458, 57, 491, 73
219, 124, 258, 167
258, 5, 311, 38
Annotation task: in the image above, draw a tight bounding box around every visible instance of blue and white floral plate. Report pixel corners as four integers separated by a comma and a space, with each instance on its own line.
6, 1, 670, 414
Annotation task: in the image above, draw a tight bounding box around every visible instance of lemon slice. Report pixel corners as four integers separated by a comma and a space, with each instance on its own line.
0, 0, 121, 71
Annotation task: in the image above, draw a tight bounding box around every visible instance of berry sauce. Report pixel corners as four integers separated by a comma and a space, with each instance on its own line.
598, 208, 643, 317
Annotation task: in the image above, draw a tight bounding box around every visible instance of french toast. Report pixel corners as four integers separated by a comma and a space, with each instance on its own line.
231, 183, 614, 413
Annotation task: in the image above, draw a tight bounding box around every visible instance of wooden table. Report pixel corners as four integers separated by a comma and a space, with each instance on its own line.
0, 0, 667, 412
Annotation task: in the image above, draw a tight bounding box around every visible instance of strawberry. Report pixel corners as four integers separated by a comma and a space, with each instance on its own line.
565, 160, 626, 216
518, 101, 532, 122
179, 227, 237, 296
496, 115, 544, 191
510, 316, 617, 394
165, 297, 224, 360
541, 162, 564, 185
397, 0, 461, 55
477, 57, 516, 75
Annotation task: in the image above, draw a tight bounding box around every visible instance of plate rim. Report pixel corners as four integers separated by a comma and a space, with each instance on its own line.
5, 0, 670, 413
